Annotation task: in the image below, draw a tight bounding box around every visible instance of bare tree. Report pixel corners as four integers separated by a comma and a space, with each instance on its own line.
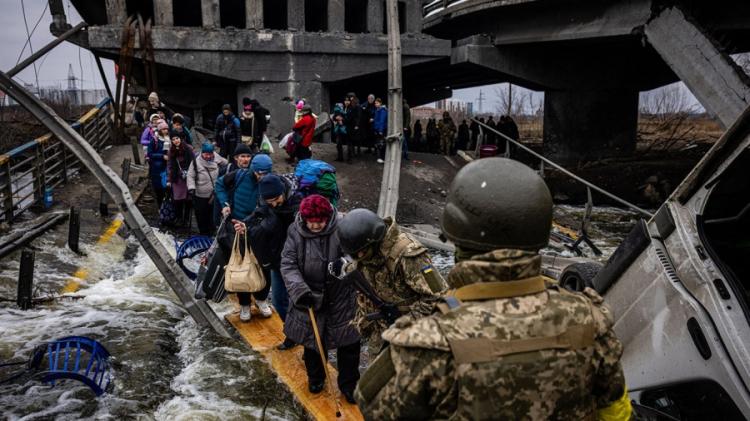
638, 83, 701, 154
493, 83, 527, 117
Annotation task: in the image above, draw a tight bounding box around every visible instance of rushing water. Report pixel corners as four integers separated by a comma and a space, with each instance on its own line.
0, 214, 305, 420
0, 203, 637, 420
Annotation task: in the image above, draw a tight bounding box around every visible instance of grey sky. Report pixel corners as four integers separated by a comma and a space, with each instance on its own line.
1, 0, 116, 91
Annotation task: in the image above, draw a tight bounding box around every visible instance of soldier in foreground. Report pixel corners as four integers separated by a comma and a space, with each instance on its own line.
334, 209, 448, 358
355, 158, 632, 420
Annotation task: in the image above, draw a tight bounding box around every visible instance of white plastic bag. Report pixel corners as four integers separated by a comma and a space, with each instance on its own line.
279, 132, 293, 149
261, 134, 274, 154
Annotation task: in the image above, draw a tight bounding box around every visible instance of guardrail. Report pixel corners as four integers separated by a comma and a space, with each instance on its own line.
423, 0, 462, 18
0, 98, 113, 222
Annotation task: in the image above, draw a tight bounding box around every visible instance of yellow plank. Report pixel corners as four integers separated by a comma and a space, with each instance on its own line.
552, 221, 579, 240
227, 311, 364, 421
61, 216, 123, 294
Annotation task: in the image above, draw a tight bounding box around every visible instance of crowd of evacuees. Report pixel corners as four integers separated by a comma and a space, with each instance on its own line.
329, 92, 521, 164
132, 90, 522, 404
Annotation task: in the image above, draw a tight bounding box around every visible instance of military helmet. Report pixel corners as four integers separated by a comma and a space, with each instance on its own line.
441, 157, 552, 251
337, 208, 387, 255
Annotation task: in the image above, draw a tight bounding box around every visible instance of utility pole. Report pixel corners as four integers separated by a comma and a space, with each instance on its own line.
476, 89, 485, 114
377, 0, 403, 218
507, 82, 512, 115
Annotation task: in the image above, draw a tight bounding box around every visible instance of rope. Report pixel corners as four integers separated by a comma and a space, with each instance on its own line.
471, 118, 654, 218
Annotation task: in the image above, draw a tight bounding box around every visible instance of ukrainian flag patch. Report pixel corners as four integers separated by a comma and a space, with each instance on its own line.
422, 265, 434, 274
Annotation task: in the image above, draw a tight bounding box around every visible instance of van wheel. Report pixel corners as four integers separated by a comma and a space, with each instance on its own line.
560, 262, 603, 292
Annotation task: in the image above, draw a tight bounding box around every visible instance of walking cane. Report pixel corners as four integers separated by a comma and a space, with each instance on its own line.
308, 307, 343, 418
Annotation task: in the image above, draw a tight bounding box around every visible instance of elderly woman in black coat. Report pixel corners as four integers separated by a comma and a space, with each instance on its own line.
280, 194, 360, 403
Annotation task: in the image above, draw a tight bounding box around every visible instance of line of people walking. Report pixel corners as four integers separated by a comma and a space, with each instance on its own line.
138, 92, 631, 420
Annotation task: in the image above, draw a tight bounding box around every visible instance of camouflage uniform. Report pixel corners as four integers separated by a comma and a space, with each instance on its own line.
355, 249, 627, 420
437, 117, 457, 155
352, 217, 447, 357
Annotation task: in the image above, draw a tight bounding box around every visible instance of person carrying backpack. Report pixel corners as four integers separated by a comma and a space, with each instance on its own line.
216, 150, 274, 321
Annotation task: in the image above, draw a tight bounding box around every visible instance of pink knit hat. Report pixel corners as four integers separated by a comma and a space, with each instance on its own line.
157, 120, 169, 131
296, 100, 305, 110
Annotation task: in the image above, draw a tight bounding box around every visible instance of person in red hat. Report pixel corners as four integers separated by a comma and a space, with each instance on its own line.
280, 194, 360, 403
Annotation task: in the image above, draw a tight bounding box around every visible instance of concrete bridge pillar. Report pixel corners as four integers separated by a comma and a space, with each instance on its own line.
329, 0, 345, 32
543, 89, 638, 164
288, 0, 305, 31
105, 0, 127, 25
247, 0, 264, 29
202, 0, 220, 28
154, 0, 174, 26
367, 0, 384, 33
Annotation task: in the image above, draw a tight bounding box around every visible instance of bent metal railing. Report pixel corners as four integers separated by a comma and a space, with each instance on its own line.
0, 98, 112, 222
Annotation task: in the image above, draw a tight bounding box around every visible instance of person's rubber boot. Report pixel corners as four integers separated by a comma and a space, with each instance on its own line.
309, 381, 325, 394
342, 389, 356, 404
256, 299, 272, 318
240, 305, 251, 322
277, 337, 296, 351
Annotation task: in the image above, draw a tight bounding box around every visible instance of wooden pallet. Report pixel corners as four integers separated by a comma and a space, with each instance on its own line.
226, 311, 364, 421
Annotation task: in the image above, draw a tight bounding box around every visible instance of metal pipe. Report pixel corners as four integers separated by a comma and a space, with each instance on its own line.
6, 22, 88, 78
94, 55, 115, 104
471, 118, 654, 218
0, 70, 232, 338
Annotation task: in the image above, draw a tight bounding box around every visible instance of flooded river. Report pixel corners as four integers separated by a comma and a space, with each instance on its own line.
0, 204, 640, 420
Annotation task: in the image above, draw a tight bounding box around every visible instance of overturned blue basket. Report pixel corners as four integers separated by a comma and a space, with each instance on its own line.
175, 235, 213, 280
29, 336, 113, 396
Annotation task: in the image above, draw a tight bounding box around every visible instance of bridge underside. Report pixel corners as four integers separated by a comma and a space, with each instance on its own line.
426, 0, 750, 163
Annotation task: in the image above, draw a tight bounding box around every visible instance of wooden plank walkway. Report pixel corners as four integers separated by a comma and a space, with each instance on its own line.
226, 311, 364, 421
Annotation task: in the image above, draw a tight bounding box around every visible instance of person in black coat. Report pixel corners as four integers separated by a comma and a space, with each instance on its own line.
344, 94, 362, 158
215, 104, 240, 160
412, 119, 423, 152
457, 120, 470, 151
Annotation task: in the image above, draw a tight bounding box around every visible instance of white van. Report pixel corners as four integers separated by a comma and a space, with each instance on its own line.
558, 109, 750, 420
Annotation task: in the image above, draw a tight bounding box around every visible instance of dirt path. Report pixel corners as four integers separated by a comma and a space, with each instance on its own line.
271, 142, 459, 225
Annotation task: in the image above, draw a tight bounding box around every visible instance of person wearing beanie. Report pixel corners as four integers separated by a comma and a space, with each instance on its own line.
166, 129, 195, 227
215, 103, 240, 160
171, 113, 193, 145
233, 173, 302, 349
140, 114, 162, 151
217, 141, 271, 322
187, 141, 228, 235
280, 194, 360, 402
250, 153, 273, 175
292, 104, 317, 161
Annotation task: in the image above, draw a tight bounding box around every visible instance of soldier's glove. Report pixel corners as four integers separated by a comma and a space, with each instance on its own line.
327, 257, 347, 280
380, 303, 402, 325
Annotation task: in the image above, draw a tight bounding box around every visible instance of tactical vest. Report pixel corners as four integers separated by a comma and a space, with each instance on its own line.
380, 230, 445, 294
387, 276, 601, 420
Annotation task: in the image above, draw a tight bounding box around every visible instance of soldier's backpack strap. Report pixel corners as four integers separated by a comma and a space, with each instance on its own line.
384, 233, 425, 273
356, 345, 396, 404
446, 323, 596, 364
437, 276, 547, 314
